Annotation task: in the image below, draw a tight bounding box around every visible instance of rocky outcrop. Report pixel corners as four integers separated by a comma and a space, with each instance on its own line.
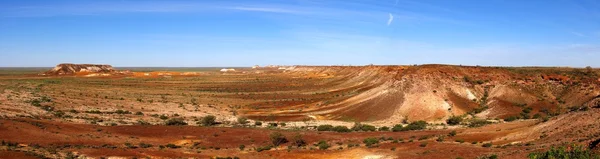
42, 63, 116, 75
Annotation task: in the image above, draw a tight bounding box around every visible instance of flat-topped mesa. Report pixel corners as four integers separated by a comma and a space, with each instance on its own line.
42, 63, 116, 75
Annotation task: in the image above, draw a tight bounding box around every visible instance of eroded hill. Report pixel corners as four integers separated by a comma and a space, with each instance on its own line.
244, 65, 600, 124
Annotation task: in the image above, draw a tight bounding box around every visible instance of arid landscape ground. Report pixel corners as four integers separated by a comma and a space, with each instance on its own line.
1, 64, 599, 159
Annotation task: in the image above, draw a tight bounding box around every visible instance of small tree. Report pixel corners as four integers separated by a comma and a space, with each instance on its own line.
269, 132, 288, 147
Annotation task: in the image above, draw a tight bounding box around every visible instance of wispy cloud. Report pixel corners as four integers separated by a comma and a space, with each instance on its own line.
570, 31, 587, 37
227, 7, 306, 14
387, 13, 394, 26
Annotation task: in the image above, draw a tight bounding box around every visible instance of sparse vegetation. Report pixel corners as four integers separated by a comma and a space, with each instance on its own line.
200, 115, 216, 126
363, 137, 379, 147
269, 132, 288, 146
316, 140, 330, 150
165, 118, 187, 126
446, 116, 463, 125
528, 144, 600, 159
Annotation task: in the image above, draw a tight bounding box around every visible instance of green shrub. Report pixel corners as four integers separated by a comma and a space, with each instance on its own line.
332, 126, 351, 133
449, 130, 457, 137
436, 136, 445, 142
402, 121, 428, 131
238, 144, 245, 150
418, 135, 430, 141
476, 154, 498, 159
269, 132, 288, 146
482, 143, 493, 148
237, 117, 249, 125
468, 119, 491, 128
165, 118, 187, 126
351, 122, 376, 131
360, 124, 377, 131
159, 114, 169, 120
419, 142, 428, 147
200, 115, 216, 126
292, 134, 307, 147
114, 109, 131, 114
256, 145, 272, 152
446, 116, 463, 125
378, 126, 390, 131
504, 116, 519, 122
139, 143, 152, 148
528, 144, 600, 159
363, 138, 379, 147
255, 121, 262, 126
392, 124, 404, 132
165, 144, 180, 149
455, 139, 465, 143
317, 125, 333, 131
316, 140, 330, 150
53, 111, 65, 118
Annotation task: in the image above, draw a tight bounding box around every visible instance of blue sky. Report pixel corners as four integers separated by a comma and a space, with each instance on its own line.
0, 0, 599, 67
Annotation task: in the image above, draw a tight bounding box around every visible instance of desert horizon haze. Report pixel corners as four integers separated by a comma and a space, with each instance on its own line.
1, 0, 600, 159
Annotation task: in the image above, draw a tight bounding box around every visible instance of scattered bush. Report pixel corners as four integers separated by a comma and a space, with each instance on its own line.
238, 144, 245, 151
269, 132, 288, 146
504, 116, 519, 122
53, 111, 65, 118
351, 122, 377, 131
378, 126, 390, 131
165, 118, 187, 126
482, 143, 493, 148
528, 144, 600, 159
468, 119, 491, 128
159, 115, 169, 120
392, 124, 404, 132
317, 125, 334, 131
476, 154, 498, 159
114, 109, 131, 114
292, 134, 307, 147
363, 138, 379, 147
134, 111, 144, 115
139, 143, 153, 148
165, 144, 181, 149
449, 130, 457, 137
419, 142, 428, 147
316, 140, 330, 150
402, 121, 428, 131
200, 115, 216, 126
236, 117, 249, 125
436, 136, 445, 142
256, 145, 272, 152
255, 121, 263, 126
446, 116, 463, 125
332, 126, 351, 133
